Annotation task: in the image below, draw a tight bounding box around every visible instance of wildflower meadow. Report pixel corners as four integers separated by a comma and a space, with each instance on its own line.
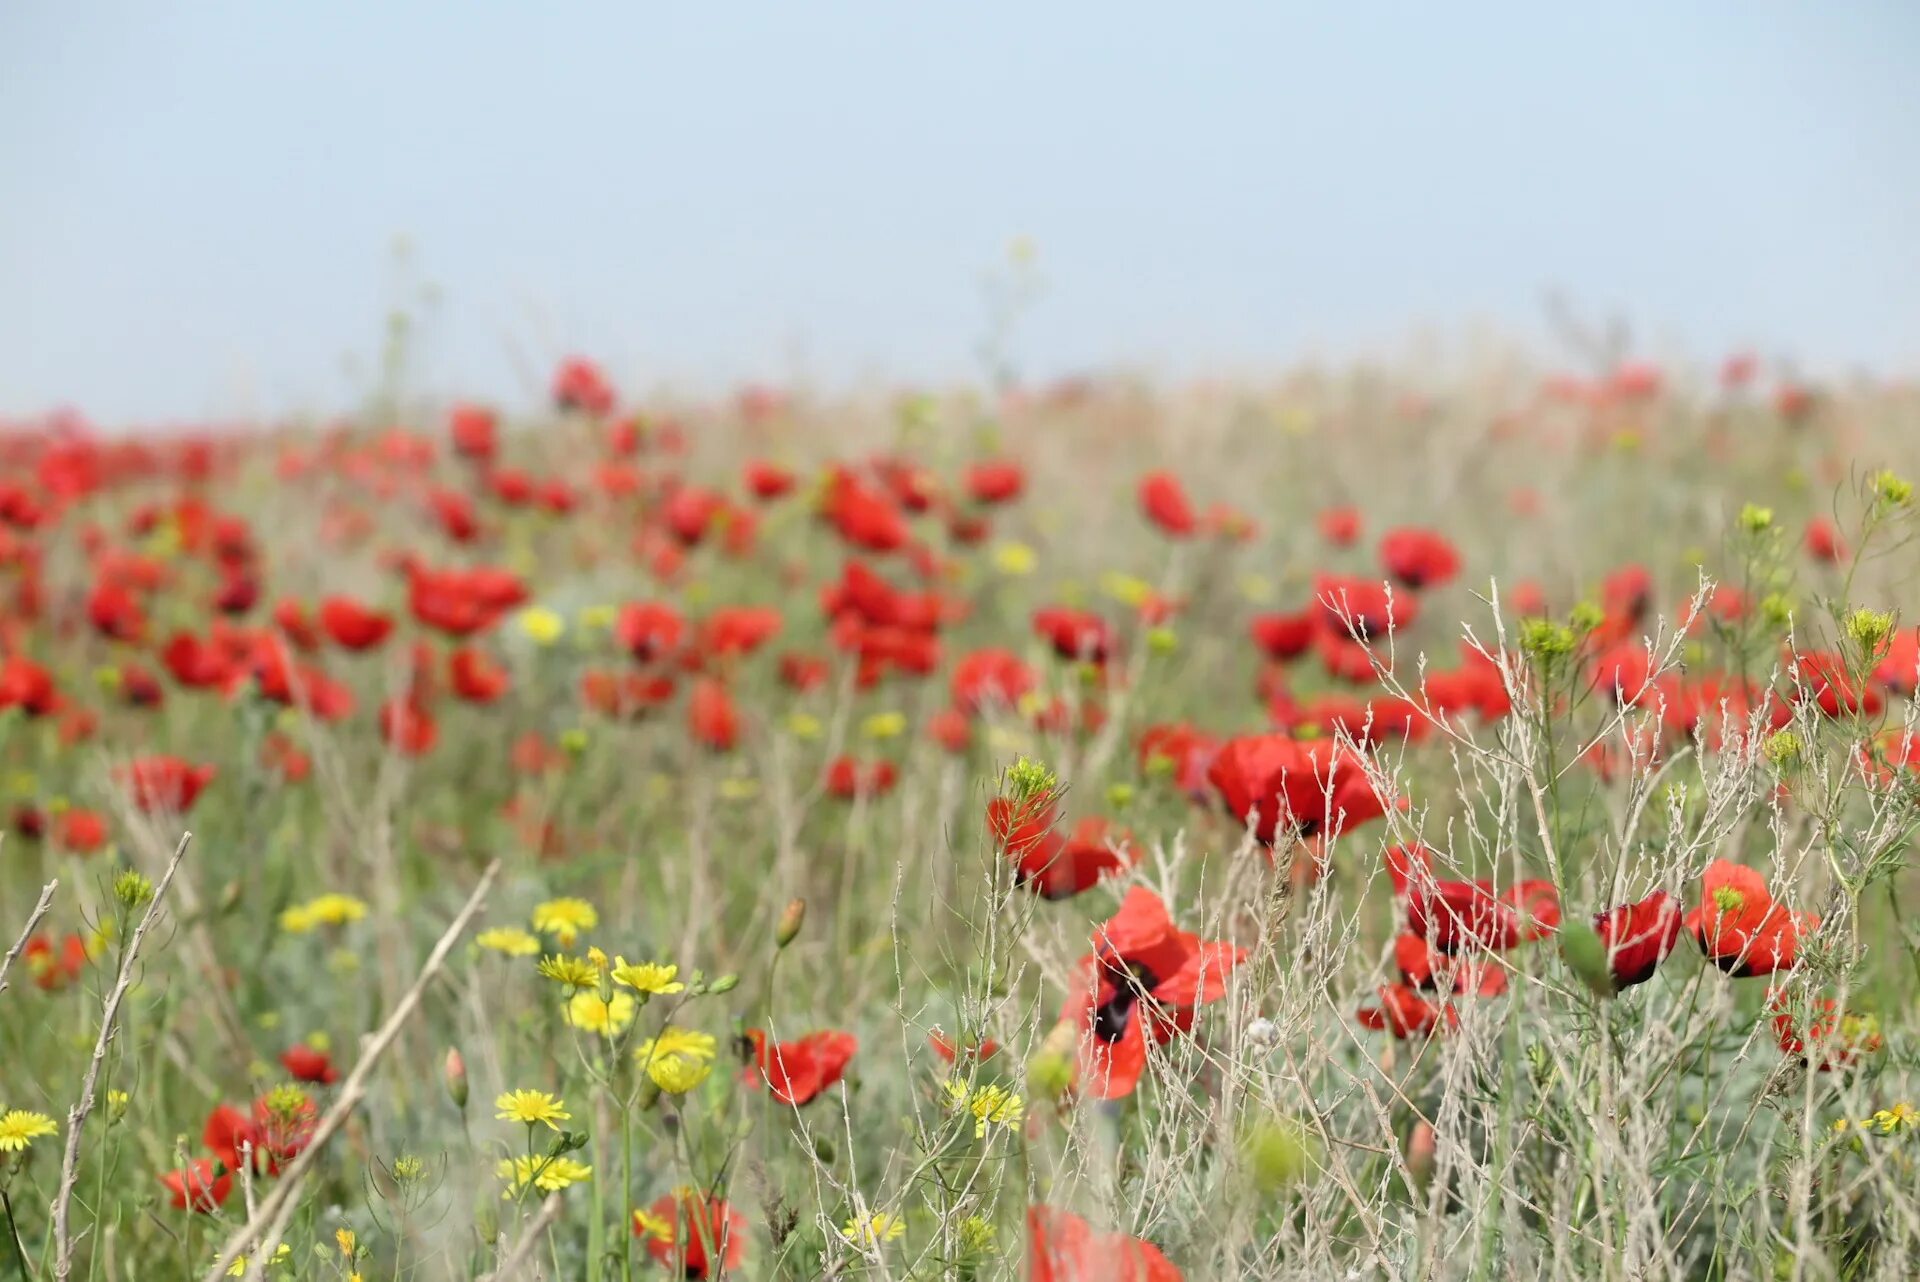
3, 344, 1920, 1281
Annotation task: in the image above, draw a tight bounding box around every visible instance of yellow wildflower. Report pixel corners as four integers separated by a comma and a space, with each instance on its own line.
0, 1110, 58, 1152
992, 542, 1036, 576
610, 959, 686, 996
497, 1155, 592, 1193
536, 954, 603, 990
861, 711, 907, 740
477, 927, 542, 957
942, 1080, 1025, 1138
494, 1090, 570, 1130
518, 607, 566, 646
565, 990, 637, 1036
530, 898, 597, 948
841, 1212, 907, 1247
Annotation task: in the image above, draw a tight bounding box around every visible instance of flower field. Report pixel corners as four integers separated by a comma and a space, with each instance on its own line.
3, 356, 1920, 1280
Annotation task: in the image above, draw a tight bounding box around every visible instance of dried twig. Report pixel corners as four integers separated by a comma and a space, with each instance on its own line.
482, 1193, 565, 1281
0, 878, 57, 996
53, 831, 192, 1277
204, 858, 501, 1282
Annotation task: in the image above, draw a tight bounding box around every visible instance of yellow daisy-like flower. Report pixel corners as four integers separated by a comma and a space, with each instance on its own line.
635, 1026, 717, 1093
861, 711, 907, 740
0, 1110, 58, 1152
634, 1027, 716, 1064
497, 1155, 592, 1193
280, 893, 368, 934
518, 607, 566, 646
477, 927, 542, 957
631, 1206, 675, 1241
841, 1212, 907, 1247
536, 954, 603, 990
785, 711, 824, 741
336, 1227, 357, 1257
992, 541, 1036, 577
530, 898, 597, 948
648, 1054, 712, 1095
225, 1244, 290, 1276
577, 604, 617, 631
495, 1090, 570, 1130
1865, 1102, 1920, 1134
565, 990, 637, 1036
942, 1080, 1025, 1138
610, 959, 686, 996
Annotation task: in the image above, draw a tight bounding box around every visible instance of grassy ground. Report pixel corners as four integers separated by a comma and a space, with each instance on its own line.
3, 356, 1920, 1280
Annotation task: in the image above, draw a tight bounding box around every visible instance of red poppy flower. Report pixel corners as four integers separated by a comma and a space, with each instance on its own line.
951, 647, 1036, 714
24, 933, 87, 990
1065, 888, 1244, 1100
928, 1031, 1000, 1064
160, 1159, 233, 1212
448, 647, 510, 703
317, 595, 393, 651
423, 486, 482, 542
1206, 733, 1391, 844
635, 1190, 748, 1278
1028, 1206, 1182, 1282
824, 755, 897, 799
86, 579, 146, 642
692, 606, 783, 662
1873, 628, 1919, 694
1033, 607, 1114, 664
744, 1029, 857, 1106
1789, 650, 1883, 718
580, 669, 677, 719
777, 651, 830, 692
54, 808, 109, 855
966, 458, 1026, 505
1684, 859, 1817, 978
448, 402, 497, 460
1770, 992, 1882, 1072
1315, 574, 1414, 641
1588, 643, 1656, 705
820, 471, 910, 552
688, 678, 739, 751
119, 756, 216, 814
1357, 982, 1458, 1039
613, 601, 684, 663
1137, 471, 1196, 537
378, 698, 439, 757
1406, 876, 1560, 954
1804, 516, 1847, 564
1015, 817, 1140, 900
553, 356, 616, 415
1378, 528, 1461, 589
1136, 722, 1217, 799
1250, 609, 1316, 662
1318, 506, 1361, 547
1592, 890, 1682, 990
278, 1044, 337, 1082
0, 654, 59, 716
744, 459, 795, 500
902, 706, 960, 756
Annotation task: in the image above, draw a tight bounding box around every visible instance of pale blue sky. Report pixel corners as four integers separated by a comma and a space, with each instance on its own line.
3, 3, 1917, 423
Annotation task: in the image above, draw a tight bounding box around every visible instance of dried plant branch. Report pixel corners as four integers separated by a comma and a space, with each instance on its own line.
0, 878, 57, 996
53, 831, 192, 1278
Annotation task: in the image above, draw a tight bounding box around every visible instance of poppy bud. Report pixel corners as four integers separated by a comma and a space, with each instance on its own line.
1558, 919, 1615, 998
444, 1047, 468, 1110
1406, 1120, 1437, 1188
776, 898, 806, 949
